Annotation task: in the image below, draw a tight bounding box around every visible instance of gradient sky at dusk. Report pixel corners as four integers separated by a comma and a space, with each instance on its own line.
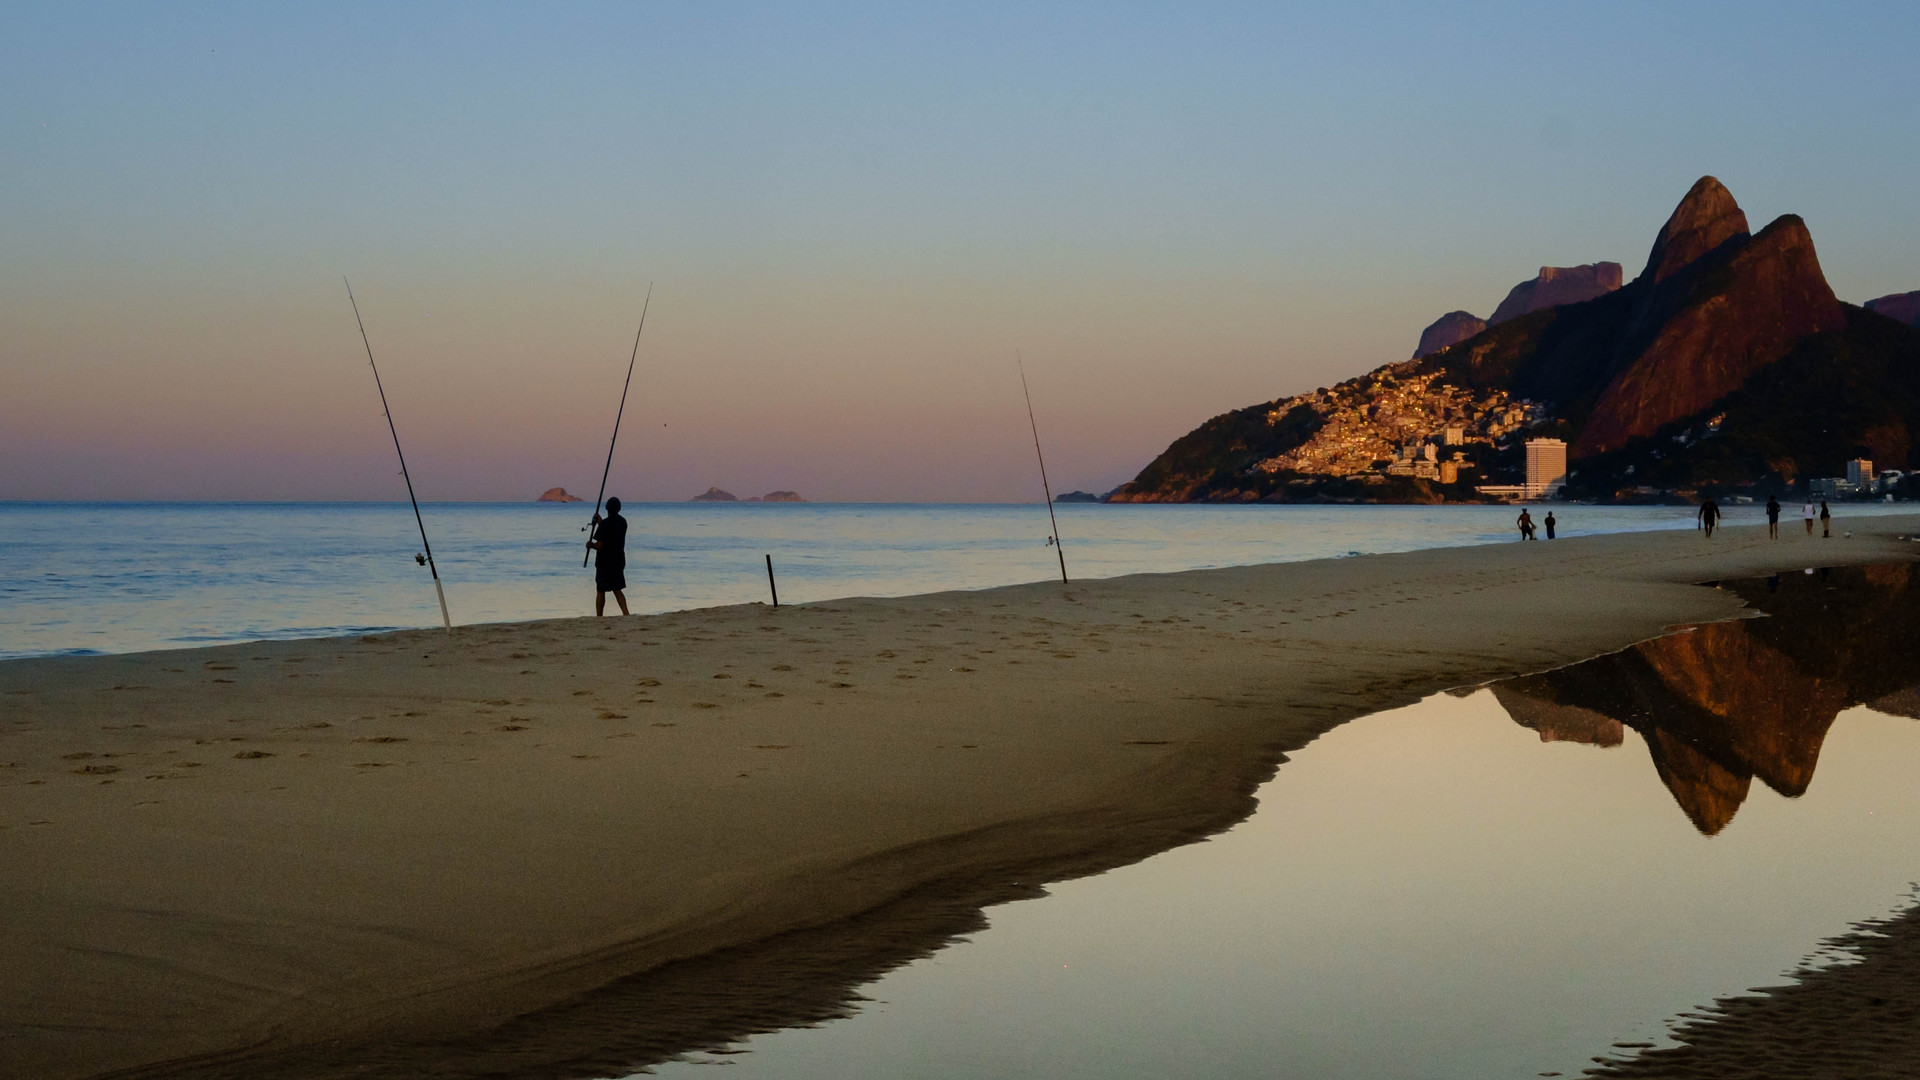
5, 2, 1917, 502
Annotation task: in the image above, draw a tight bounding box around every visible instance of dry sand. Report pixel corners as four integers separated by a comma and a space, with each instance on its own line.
4, 516, 1917, 1078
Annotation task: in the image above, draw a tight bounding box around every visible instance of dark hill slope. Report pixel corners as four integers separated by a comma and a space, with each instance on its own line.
1569, 306, 1920, 496
1117, 404, 1323, 503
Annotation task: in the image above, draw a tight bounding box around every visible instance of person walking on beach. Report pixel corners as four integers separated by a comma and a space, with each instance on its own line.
1697, 498, 1720, 539
1766, 495, 1781, 539
1821, 499, 1832, 538
1516, 508, 1536, 541
1544, 510, 1557, 539
1803, 498, 1816, 535
587, 497, 630, 616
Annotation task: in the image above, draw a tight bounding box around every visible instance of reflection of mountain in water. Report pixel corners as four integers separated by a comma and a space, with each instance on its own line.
1492, 563, 1920, 834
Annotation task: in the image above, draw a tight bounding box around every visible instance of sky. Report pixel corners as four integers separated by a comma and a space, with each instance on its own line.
4, 1, 1918, 502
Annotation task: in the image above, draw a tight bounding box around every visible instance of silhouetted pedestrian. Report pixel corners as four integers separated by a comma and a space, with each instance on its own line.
588, 497, 630, 616
1765, 495, 1780, 539
1697, 498, 1720, 539
1516, 508, 1535, 541
1821, 499, 1831, 538
1544, 511, 1557, 539
1803, 499, 1815, 535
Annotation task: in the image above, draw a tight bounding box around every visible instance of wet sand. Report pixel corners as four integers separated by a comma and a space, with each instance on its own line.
1586, 899, 1920, 1079
3, 516, 1917, 1078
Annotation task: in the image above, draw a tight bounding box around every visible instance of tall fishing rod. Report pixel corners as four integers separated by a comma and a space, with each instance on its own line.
585, 283, 653, 566
1018, 354, 1068, 584
345, 277, 451, 631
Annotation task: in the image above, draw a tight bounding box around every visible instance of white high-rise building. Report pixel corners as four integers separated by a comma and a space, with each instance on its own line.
1525, 438, 1568, 498
1847, 458, 1874, 487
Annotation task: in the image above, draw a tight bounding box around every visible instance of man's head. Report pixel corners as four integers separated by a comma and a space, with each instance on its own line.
606, 497, 622, 514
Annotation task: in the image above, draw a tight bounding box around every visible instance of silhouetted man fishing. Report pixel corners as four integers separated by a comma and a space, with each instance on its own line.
587, 497, 630, 616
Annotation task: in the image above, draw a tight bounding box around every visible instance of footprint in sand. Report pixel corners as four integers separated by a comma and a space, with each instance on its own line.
233, 751, 273, 760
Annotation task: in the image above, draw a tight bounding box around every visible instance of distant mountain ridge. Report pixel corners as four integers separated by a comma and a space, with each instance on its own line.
1488, 262, 1623, 325
1113, 176, 1920, 503
1868, 291, 1920, 327
1411, 263, 1623, 359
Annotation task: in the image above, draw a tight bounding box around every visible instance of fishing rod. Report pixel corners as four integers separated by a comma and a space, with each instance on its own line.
1018, 354, 1068, 584
345, 277, 451, 631
585, 283, 653, 566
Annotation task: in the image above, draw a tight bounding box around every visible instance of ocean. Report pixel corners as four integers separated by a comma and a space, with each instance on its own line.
1, 500, 1905, 660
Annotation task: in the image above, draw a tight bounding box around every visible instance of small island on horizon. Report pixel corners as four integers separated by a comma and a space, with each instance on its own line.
690, 488, 808, 503
536, 487, 585, 503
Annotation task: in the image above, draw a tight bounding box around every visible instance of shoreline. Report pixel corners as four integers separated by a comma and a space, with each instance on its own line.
5, 517, 1919, 1078
13, 501, 1920, 665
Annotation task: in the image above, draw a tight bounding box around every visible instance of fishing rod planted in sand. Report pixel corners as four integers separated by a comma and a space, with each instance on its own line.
1018, 354, 1068, 584
584, 283, 653, 567
344, 277, 451, 632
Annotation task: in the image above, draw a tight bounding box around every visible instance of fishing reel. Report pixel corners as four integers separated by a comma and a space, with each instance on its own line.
415, 553, 427, 566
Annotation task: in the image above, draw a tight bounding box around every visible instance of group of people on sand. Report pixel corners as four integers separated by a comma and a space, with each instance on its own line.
1518, 496, 1838, 544
1696, 495, 1831, 540
1514, 508, 1555, 541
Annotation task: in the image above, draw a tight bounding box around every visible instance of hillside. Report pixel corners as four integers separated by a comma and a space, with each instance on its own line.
1112, 177, 1920, 503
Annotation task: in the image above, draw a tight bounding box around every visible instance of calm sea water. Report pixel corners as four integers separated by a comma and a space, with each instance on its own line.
1, 501, 1909, 659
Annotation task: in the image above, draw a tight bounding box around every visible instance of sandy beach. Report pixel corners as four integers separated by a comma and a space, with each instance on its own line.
4, 517, 1918, 1079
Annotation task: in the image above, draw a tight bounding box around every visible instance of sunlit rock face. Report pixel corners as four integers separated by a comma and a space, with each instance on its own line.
1642, 176, 1749, 285
1575, 196, 1846, 456
1489, 563, 1920, 835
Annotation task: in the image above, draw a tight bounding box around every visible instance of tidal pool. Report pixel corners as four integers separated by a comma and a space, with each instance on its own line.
630, 565, 1920, 1079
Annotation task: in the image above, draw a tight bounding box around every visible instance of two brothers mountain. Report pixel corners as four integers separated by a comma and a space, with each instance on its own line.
1114, 177, 1920, 503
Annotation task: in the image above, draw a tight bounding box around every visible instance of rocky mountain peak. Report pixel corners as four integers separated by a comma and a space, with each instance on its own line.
1643, 175, 1750, 284
1575, 211, 1843, 456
